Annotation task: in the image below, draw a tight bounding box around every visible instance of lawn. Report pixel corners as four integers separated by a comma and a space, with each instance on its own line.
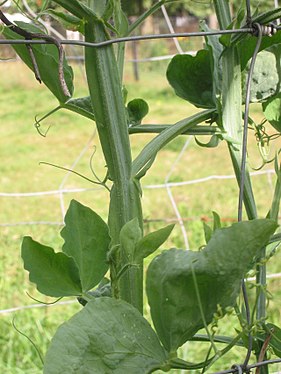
0, 59, 280, 373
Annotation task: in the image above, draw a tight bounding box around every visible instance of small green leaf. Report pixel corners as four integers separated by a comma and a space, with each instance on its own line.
257, 323, 281, 358
120, 218, 142, 262
21, 237, 82, 297
167, 51, 215, 109
147, 219, 276, 352
2, 22, 74, 103
90, 0, 113, 20
266, 323, 281, 357
267, 157, 281, 221
43, 298, 168, 374
51, 0, 92, 19
203, 222, 212, 244
61, 200, 110, 292
113, 2, 129, 36
195, 134, 220, 148
63, 97, 95, 121
47, 9, 83, 32
132, 110, 215, 178
212, 211, 221, 231
262, 93, 281, 133
134, 224, 174, 263
127, 98, 149, 126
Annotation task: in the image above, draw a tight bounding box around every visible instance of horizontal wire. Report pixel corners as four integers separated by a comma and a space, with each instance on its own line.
0, 28, 252, 48
0, 170, 274, 197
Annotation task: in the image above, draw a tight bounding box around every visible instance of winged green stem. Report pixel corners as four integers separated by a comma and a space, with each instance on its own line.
84, 16, 143, 311
213, 0, 231, 29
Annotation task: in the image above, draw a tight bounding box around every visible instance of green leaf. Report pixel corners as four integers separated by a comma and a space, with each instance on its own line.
262, 93, 281, 132
267, 157, 281, 221
266, 323, 281, 357
2, 22, 74, 103
167, 51, 215, 109
120, 218, 142, 262
203, 212, 221, 244
257, 323, 281, 358
90, 0, 113, 20
127, 98, 149, 126
21, 237, 82, 297
195, 134, 221, 148
239, 30, 281, 72
212, 211, 221, 231
134, 224, 174, 263
132, 110, 216, 178
63, 97, 95, 121
61, 200, 110, 292
113, 1, 129, 36
243, 49, 281, 103
47, 9, 84, 33
43, 298, 168, 374
203, 222, 212, 244
201, 21, 223, 97
51, 0, 92, 19
146, 219, 277, 352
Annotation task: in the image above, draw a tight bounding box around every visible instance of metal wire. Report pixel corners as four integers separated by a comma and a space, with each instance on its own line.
0, 28, 252, 48
238, 22, 263, 370
212, 359, 281, 374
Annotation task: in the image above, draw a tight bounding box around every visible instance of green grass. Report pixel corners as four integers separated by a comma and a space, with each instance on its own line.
0, 60, 280, 373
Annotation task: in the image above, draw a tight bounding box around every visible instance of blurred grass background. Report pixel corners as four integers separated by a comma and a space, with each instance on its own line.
0, 57, 280, 373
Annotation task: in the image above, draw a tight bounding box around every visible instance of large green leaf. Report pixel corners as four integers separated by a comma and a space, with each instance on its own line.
262, 93, 281, 133
43, 298, 169, 374
2, 22, 74, 103
146, 219, 276, 352
243, 48, 281, 103
166, 51, 215, 109
61, 200, 110, 292
134, 224, 174, 263
21, 237, 82, 297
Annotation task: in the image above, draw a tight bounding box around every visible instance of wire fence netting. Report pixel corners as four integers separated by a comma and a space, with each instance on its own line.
0, 0, 281, 373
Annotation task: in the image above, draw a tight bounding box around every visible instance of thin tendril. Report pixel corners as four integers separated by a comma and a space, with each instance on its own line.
26, 292, 63, 305
12, 317, 44, 365
39, 161, 110, 191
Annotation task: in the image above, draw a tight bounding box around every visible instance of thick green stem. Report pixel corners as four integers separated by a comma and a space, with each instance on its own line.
84, 18, 143, 312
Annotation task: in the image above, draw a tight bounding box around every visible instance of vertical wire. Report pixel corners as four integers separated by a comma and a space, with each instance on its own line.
159, 1, 184, 54
274, 0, 280, 25
164, 137, 192, 250
239, 23, 263, 369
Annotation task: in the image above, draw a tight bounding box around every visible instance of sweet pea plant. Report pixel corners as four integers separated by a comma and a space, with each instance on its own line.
2, 0, 281, 372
